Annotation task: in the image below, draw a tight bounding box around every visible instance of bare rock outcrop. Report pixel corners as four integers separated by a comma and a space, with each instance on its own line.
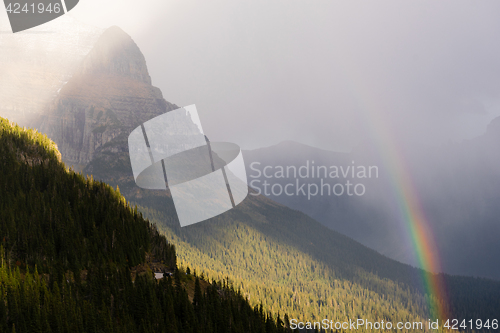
38, 26, 177, 169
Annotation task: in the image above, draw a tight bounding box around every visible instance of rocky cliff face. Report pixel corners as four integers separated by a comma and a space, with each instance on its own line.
38, 26, 178, 169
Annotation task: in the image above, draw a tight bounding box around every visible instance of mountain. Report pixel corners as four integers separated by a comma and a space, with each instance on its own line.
15, 23, 500, 331
243, 141, 405, 263
37, 25, 178, 170
0, 118, 290, 333
242, 121, 500, 280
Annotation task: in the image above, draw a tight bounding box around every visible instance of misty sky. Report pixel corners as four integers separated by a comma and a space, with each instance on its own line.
3, 0, 500, 151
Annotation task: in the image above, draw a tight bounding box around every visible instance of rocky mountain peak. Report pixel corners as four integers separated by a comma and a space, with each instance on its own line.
37, 25, 177, 169
78, 26, 152, 85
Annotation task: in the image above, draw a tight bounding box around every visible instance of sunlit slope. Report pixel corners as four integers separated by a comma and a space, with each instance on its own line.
134, 191, 500, 330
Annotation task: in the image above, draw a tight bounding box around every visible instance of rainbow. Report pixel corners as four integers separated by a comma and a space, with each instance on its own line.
339, 61, 449, 320
376, 129, 449, 321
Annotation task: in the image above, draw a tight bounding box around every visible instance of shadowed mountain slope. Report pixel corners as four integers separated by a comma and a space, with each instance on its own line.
242, 118, 500, 280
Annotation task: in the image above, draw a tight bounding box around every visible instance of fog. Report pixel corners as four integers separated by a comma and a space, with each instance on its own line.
3, 0, 500, 150
62, 0, 500, 151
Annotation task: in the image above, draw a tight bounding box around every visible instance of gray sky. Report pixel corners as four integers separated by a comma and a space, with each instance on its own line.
5, 0, 500, 151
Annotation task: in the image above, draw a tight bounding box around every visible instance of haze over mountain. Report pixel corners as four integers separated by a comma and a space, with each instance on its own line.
242, 121, 500, 280
0, 16, 103, 128
64, 0, 500, 152
37, 25, 178, 169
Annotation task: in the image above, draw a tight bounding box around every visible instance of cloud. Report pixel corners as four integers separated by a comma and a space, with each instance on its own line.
43, 0, 500, 150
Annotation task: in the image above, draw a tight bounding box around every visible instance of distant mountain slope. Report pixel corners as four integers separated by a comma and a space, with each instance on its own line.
242, 121, 500, 280
243, 140, 413, 265
0, 118, 289, 333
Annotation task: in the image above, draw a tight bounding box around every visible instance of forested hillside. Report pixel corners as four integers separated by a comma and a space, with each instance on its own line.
0, 118, 290, 333
132, 192, 500, 333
